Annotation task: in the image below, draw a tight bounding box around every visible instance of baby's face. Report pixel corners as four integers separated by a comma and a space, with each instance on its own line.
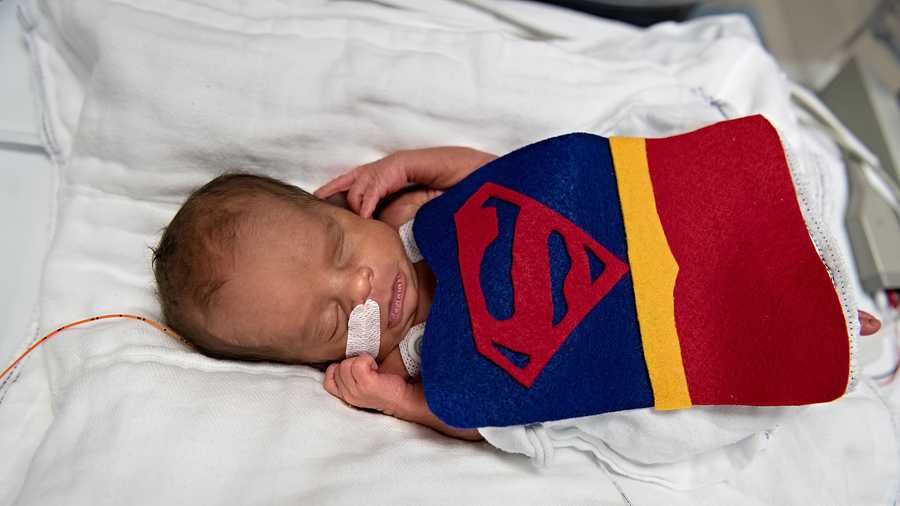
206, 196, 422, 364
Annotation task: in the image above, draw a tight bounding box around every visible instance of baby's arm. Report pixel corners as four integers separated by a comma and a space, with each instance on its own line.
377, 187, 444, 229
390, 382, 482, 441
324, 354, 482, 441
315, 147, 496, 218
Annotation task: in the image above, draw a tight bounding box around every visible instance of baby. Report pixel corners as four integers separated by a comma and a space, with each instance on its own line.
154, 146, 882, 441
153, 147, 495, 441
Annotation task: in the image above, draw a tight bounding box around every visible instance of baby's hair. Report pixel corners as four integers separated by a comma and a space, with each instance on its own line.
152, 172, 322, 362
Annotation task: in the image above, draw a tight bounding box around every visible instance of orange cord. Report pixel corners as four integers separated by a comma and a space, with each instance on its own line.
0, 314, 182, 382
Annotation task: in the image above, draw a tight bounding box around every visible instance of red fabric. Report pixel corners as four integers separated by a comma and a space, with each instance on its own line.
645, 115, 849, 405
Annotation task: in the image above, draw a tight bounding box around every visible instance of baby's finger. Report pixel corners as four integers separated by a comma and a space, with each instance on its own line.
346, 178, 368, 214
333, 363, 352, 399
339, 359, 361, 396
349, 353, 378, 385
360, 185, 382, 219
314, 172, 356, 199
323, 363, 341, 398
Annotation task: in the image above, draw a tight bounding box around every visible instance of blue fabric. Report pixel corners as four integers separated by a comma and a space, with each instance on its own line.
415, 133, 653, 428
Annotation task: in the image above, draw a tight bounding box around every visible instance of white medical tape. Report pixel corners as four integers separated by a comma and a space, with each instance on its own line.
345, 298, 381, 358
399, 322, 425, 377
344, 219, 425, 360
398, 219, 422, 263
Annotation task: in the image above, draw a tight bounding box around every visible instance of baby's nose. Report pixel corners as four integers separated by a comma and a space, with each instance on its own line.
345, 265, 374, 307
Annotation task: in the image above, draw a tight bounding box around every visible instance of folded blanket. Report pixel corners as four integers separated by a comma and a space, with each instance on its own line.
416, 115, 858, 428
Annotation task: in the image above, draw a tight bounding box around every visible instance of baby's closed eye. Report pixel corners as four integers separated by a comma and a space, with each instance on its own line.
325, 303, 343, 342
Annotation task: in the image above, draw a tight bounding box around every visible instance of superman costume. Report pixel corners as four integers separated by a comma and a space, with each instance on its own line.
411, 115, 857, 428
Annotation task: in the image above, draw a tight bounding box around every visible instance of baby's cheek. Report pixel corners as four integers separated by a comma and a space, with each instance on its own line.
377, 329, 404, 362
332, 337, 349, 361
376, 337, 393, 363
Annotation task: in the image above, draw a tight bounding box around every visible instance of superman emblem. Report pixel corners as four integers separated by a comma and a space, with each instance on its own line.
455, 183, 629, 387
415, 132, 653, 428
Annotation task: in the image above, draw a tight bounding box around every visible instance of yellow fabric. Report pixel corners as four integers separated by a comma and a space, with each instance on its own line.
609, 137, 692, 410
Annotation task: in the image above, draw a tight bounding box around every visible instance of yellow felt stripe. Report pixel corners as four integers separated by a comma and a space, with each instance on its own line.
609, 137, 692, 410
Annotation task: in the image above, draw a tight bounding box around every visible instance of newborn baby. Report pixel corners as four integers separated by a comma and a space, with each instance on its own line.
153, 147, 495, 441
154, 146, 882, 440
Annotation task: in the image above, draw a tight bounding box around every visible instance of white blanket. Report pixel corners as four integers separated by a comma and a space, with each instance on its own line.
3, 0, 897, 504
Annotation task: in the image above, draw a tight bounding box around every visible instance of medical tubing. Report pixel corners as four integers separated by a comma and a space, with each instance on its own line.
0, 314, 180, 382
0, 128, 42, 149
789, 82, 900, 213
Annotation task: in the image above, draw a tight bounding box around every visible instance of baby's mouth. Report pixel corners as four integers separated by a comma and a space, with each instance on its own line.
388, 271, 406, 329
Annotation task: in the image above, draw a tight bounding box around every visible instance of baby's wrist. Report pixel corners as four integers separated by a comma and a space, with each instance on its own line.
389, 383, 484, 441
385, 382, 421, 420
401, 147, 495, 189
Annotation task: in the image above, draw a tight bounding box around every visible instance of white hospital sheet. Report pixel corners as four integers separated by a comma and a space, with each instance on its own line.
2, 1, 897, 504
0, 0, 57, 367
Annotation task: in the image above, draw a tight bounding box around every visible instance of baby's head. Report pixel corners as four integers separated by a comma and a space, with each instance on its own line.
153, 173, 422, 366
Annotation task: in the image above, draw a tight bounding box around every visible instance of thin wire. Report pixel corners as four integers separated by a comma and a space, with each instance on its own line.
0, 128, 42, 149
874, 321, 900, 385
598, 461, 634, 506
0, 313, 183, 382
790, 83, 900, 215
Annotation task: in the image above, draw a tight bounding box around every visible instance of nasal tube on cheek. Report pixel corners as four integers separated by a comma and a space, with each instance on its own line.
345, 298, 381, 358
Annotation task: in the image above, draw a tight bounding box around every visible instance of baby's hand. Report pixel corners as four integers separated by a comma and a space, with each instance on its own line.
323, 354, 409, 415
315, 151, 411, 219
314, 147, 495, 218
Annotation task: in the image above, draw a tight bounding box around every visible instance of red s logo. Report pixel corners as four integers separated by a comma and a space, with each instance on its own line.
455, 183, 628, 387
